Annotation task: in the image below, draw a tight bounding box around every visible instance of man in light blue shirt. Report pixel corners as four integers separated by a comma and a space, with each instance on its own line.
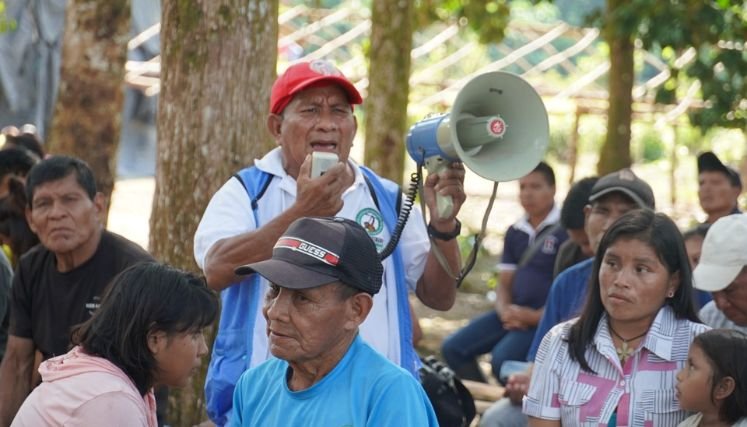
229, 217, 437, 427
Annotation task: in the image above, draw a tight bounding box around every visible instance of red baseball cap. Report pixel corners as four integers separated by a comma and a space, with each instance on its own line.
270, 60, 363, 114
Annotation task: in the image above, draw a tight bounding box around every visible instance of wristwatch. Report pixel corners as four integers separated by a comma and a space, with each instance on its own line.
427, 219, 461, 241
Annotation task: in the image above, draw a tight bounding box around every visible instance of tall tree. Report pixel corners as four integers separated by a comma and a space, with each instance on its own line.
365, 0, 511, 183
46, 0, 130, 216
151, 1, 278, 425
583, 0, 746, 174
364, 0, 414, 182
597, 0, 633, 173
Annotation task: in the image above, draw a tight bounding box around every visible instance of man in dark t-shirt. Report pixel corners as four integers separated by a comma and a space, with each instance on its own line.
0, 156, 153, 425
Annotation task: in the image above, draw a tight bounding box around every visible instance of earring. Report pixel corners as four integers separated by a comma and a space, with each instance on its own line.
667, 290, 674, 298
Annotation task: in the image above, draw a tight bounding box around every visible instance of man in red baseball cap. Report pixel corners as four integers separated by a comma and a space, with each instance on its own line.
194, 59, 466, 425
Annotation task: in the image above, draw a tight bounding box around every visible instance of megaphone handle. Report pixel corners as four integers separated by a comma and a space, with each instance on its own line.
424, 156, 454, 219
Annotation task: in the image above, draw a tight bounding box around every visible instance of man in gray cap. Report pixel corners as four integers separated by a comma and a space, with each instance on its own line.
479, 168, 656, 427
229, 216, 438, 427
697, 151, 742, 224
693, 214, 747, 332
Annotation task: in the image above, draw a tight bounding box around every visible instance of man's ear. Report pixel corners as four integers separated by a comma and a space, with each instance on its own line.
93, 192, 106, 223
344, 293, 373, 331
267, 114, 283, 140
714, 376, 736, 401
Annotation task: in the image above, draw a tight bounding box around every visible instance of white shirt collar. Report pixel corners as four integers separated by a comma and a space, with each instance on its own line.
513, 203, 561, 238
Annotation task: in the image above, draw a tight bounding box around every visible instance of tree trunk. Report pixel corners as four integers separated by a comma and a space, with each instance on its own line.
598, 0, 634, 175
47, 0, 130, 219
567, 107, 582, 185
364, 0, 413, 183
152, 1, 278, 425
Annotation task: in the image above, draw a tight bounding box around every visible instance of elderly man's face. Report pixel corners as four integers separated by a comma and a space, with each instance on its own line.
712, 267, 747, 326
269, 85, 357, 179
262, 282, 359, 364
698, 171, 739, 218
27, 173, 103, 257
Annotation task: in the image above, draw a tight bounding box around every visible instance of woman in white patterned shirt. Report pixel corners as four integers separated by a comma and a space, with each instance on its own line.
524, 209, 708, 427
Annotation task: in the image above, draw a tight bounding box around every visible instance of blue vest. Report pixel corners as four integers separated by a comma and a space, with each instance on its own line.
205, 165, 418, 426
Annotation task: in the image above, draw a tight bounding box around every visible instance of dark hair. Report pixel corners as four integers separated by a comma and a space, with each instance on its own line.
560, 177, 599, 230
693, 329, 747, 423
567, 209, 700, 372
72, 262, 219, 395
0, 178, 39, 263
531, 161, 556, 187
25, 156, 97, 207
0, 148, 38, 179
683, 223, 710, 242
4, 133, 44, 160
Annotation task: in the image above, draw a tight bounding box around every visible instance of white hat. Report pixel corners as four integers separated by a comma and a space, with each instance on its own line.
693, 214, 747, 292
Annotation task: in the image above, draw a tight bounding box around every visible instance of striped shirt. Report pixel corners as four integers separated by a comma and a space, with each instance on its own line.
523, 306, 709, 426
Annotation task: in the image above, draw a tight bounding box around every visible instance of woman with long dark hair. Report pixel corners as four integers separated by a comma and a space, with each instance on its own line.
12, 262, 219, 426
524, 209, 708, 426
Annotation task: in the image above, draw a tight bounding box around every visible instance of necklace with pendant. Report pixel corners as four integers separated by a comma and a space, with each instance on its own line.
608, 324, 647, 364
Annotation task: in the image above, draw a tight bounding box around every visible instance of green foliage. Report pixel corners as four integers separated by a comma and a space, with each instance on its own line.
635, 126, 666, 163
414, 0, 511, 43
538, 0, 746, 134
0, 2, 17, 33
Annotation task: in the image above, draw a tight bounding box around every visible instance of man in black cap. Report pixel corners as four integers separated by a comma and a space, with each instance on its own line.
229, 216, 437, 427
697, 151, 742, 224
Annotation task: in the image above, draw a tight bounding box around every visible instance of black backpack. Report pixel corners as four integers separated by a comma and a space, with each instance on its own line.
419, 356, 477, 427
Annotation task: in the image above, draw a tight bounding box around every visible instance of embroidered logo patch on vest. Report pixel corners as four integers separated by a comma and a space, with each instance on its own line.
356, 208, 383, 235
542, 235, 559, 254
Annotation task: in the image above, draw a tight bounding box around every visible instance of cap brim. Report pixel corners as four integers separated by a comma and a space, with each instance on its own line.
589, 187, 649, 209
693, 262, 742, 292
234, 259, 338, 289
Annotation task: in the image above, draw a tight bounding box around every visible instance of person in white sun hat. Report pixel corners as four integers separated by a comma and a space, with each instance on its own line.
693, 213, 747, 332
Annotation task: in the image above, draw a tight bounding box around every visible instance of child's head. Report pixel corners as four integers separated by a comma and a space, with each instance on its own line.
676, 329, 747, 423
682, 223, 710, 269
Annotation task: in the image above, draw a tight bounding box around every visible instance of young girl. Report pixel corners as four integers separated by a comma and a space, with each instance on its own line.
676, 329, 747, 426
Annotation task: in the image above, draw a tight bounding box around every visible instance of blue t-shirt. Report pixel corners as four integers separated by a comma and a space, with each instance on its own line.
500, 221, 568, 309
527, 258, 593, 362
230, 334, 438, 427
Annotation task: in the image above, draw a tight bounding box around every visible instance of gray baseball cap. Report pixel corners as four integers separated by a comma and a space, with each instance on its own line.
588, 168, 655, 209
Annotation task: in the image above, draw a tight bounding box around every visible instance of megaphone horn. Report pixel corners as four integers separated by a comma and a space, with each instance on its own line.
406, 71, 550, 219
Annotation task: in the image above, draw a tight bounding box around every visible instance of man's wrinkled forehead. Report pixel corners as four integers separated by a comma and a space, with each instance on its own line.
31, 172, 90, 202
284, 84, 354, 109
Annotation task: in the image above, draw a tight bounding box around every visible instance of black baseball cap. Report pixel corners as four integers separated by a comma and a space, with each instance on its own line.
588, 168, 655, 209
235, 217, 383, 295
697, 151, 742, 189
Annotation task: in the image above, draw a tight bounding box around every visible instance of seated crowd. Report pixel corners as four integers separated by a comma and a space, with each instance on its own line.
0, 62, 746, 427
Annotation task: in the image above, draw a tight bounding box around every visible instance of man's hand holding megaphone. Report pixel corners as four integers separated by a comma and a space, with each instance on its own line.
422, 161, 467, 233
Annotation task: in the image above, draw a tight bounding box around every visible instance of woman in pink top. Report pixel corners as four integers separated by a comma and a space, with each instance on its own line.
524, 209, 708, 426
11, 262, 219, 426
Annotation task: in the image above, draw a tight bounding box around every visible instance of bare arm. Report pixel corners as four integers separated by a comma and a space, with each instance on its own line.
414, 163, 466, 311
0, 336, 35, 426
496, 270, 516, 314
528, 417, 561, 427
204, 156, 351, 291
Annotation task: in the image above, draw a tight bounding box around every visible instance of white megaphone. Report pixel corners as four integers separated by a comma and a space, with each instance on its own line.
406, 71, 549, 218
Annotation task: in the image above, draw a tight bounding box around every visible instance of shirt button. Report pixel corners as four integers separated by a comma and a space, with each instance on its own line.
619, 380, 626, 387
